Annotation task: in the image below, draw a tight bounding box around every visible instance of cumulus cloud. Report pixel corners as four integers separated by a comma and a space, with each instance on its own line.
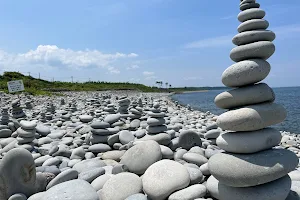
0, 45, 138, 73
142, 71, 157, 80
126, 65, 140, 70
143, 71, 154, 76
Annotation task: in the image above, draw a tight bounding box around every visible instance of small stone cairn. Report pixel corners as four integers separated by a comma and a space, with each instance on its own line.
146, 102, 167, 134
117, 96, 130, 114
11, 99, 26, 119
0, 107, 9, 125
17, 120, 37, 145
207, 1, 298, 199
25, 100, 33, 109
89, 120, 112, 145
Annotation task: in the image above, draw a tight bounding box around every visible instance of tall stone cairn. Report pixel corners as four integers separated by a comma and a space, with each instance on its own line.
207, 1, 299, 200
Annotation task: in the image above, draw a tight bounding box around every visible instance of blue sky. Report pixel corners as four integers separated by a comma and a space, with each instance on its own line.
0, 0, 299, 87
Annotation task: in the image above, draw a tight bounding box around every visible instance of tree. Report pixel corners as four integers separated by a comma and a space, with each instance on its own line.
169, 84, 172, 88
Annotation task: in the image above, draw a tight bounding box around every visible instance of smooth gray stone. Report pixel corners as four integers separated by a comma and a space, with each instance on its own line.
52, 146, 71, 158
206, 123, 218, 131
238, 8, 265, 22
217, 128, 282, 153
230, 41, 275, 62
79, 115, 93, 123
68, 159, 81, 167
107, 133, 120, 146
234, 30, 275, 46
47, 130, 66, 139
188, 146, 205, 156
186, 167, 204, 185
28, 192, 45, 200
240, 2, 260, 11
111, 121, 125, 127
0, 129, 12, 138
168, 184, 206, 200
70, 147, 85, 159
91, 174, 113, 191
160, 145, 174, 159
182, 152, 208, 167
288, 181, 300, 199
222, 59, 271, 87
99, 172, 142, 200
112, 164, 129, 174
174, 149, 188, 161
289, 170, 300, 181
138, 133, 171, 145
40, 179, 99, 200
35, 155, 52, 166
215, 83, 275, 109
147, 117, 165, 126
46, 169, 78, 189
35, 172, 55, 192
90, 134, 109, 144
178, 130, 202, 150
120, 140, 162, 175
134, 129, 146, 138
119, 130, 135, 144
142, 160, 190, 200
91, 121, 110, 129
36, 166, 60, 175
217, 103, 287, 132
20, 120, 37, 130
88, 144, 111, 153
148, 112, 165, 118
85, 152, 95, 159
104, 114, 121, 124
237, 19, 268, 33
130, 119, 140, 128
8, 193, 27, 200
38, 137, 53, 146
204, 129, 220, 139
42, 157, 61, 166
199, 163, 210, 176
78, 167, 105, 183
91, 128, 112, 136
0, 137, 16, 147
73, 159, 106, 173
101, 150, 125, 162
240, 0, 256, 6
0, 148, 36, 199
125, 193, 148, 200
207, 175, 291, 200
208, 149, 298, 187
146, 125, 167, 134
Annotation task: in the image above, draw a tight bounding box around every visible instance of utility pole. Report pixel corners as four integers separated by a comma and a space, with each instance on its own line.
71, 76, 73, 83
39, 73, 40, 79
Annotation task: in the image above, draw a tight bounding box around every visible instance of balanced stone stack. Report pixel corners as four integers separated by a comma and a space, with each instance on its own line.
117, 96, 130, 114
39, 112, 47, 123
46, 102, 56, 114
208, 1, 298, 200
0, 107, 9, 125
25, 100, 33, 109
146, 103, 167, 135
11, 99, 26, 119
17, 120, 37, 146
89, 120, 112, 144
60, 98, 65, 105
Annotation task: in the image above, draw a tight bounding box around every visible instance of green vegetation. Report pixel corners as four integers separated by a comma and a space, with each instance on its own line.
0, 71, 160, 95
170, 86, 228, 93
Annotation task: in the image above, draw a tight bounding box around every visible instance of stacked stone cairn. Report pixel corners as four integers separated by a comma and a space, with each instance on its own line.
39, 112, 47, 123
0, 107, 9, 125
17, 120, 37, 146
207, 1, 298, 200
204, 122, 220, 146
146, 102, 167, 135
89, 120, 112, 145
117, 96, 130, 114
60, 98, 65, 105
11, 99, 26, 119
25, 100, 33, 109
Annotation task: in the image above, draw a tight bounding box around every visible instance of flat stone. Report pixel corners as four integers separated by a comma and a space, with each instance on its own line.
120, 140, 162, 175
234, 29, 275, 46
91, 128, 112, 136
222, 59, 271, 87
91, 121, 110, 129
146, 125, 167, 134
46, 169, 78, 189
240, 2, 260, 11
36, 125, 50, 136
79, 115, 93, 123
20, 120, 37, 130
91, 174, 113, 191
88, 144, 111, 153
100, 172, 142, 200
138, 133, 171, 145
147, 117, 166, 126
182, 152, 208, 166
42, 157, 61, 166
0, 129, 12, 138
47, 130, 66, 139
186, 167, 204, 184
39, 179, 99, 200
8, 193, 27, 200
207, 175, 291, 200
237, 19, 269, 33
215, 83, 275, 109
178, 130, 202, 150
142, 160, 190, 200
204, 129, 220, 139
17, 127, 36, 138
160, 145, 174, 159
130, 119, 140, 128
73, 159, 106, 173
238, 8, 265, 22
78, 167, 105, 183
208, 149, 298, 187
119, 130, 135, 144
148, 112, 165, 118
70, 147, 85, 159
217, 128, 282, 153
36, 166, 60, 175
217, 103, 287, 131
104, 114, 121, 124
101, 150, 125, 162
0, 148, 36, 199
134, 129, 146, 138
90, 135, 109, 144
168, 184, 206, 200
230, 41, 275, 62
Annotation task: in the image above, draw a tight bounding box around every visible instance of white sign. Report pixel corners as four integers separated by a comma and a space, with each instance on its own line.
7, 80, 25, 93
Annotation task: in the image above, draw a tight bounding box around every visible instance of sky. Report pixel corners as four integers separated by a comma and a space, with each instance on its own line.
0, 0, 299, 87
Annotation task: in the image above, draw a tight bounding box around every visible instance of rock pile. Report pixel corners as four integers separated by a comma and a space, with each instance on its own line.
209, 1, 298, 199
17, 120, 37, 146
117, 96, 130, 114
146, 103, 167, 135
0, 107, 9, 125
11, 99, 26, 119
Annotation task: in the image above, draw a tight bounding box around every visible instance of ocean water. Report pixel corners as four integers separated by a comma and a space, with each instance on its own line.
171, 87, 300, 134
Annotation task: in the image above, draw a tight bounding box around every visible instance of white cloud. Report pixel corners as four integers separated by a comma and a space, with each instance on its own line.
126, 65, 140, 70
184, 35, 233, 49
220, 15, 234, 20
0, 45, 138, 73
143, 71, 154, 76
183, 76, 203, 80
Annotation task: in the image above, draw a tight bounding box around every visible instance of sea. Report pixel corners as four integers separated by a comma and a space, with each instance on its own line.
171, 87, 300, 134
